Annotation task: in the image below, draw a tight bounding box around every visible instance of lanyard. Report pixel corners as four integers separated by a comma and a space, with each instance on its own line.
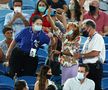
84, 32, 97, 51
30, 28, 41, 48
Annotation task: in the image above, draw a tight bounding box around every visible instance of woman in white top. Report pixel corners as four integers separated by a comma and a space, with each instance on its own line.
34, 65, 57, 90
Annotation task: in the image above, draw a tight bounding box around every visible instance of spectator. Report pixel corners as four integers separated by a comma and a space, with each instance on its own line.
29, 0, 51, 33
0, 26, 13, 63
0, 0, 10, 9
60, 22, 81, 85
63, 64, 95, 90
67, 0, 82, 22
74, 19, 105, 90
34, 65, 57, 90
46, 0, 68, 13
83, 0, 108, 36
4, 0, 30, 36
6, 15, 50, 77
14, 80, 29, 90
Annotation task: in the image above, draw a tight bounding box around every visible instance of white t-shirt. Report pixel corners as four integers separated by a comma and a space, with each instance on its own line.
63, 77, 95, 90
82, 33, 105, 64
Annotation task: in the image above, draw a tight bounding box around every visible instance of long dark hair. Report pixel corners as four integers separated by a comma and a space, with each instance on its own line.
35, 0, 48, 14
67, 0, 82, 21
39, 65, 50, 90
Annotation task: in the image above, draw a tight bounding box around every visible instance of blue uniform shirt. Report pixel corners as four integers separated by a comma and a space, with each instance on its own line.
15, 27, 50, 53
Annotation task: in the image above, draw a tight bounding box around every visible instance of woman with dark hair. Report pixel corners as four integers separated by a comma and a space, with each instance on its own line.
34, 65, 57, 90
29, 0, 51, 33
67, 0, 82, 22
14, 80, 29, 90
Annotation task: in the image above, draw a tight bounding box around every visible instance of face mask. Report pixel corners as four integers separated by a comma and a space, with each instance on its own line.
14, 7, 21, 13
38, 6, 46, 13
69, 3, 75, 11
81, 30, 89, 37
33, 25, 42, 31
89, 5, 96, 15
46, 74, 52, 79
76, 72, 85, 80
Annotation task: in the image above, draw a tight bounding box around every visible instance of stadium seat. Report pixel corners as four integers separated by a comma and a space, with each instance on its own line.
103, 37, 108, 49
105, 50, 108, 63
99, 1, 108, 11
103, 63, 108, 77
22, 9, 35, 16
102, 78, 108, 90
17, 76, 36, 90
0, 64, 10, 74
0, 75, 14, 88
0, 84, 14, 90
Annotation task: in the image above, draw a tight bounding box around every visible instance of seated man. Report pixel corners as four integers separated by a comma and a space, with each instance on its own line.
83, 0, 108, 36
63, 64, 95, 90
0, 26, 13, 63
4, 0, 30, 36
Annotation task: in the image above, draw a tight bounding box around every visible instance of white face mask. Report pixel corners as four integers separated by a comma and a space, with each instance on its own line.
33, 25, 42, 31
14, 7, 21, 13
76, 72, 85, 80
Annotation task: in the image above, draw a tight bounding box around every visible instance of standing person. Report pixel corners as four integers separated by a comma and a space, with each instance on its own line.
34, 65, 57, 90
74, 19, 105, 90
0, 26, 13, 63
4, 0, 30, 36
63, 64, 95, 90
83, 0, 108, 36
6, 15, 50, 77
60, 23, 81, 85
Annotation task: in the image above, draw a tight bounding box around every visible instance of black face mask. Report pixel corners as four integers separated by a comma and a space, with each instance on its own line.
46, 75, 52, 79
89, 5, 96, 15
81, 30, 89, 37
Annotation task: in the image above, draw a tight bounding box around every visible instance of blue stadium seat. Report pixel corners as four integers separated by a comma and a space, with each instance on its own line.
22, 9, 35, 16
103, 37, 108, 49
0, 75, 14, 88
103, 63, 108, 77
0, 84, 14, 90
99, 1, 108, 11
17, 76, 36, 90
102, 78, 108, 90
105, 50, 108, 63
0, 9, 13, 41
0, 64, 10, 74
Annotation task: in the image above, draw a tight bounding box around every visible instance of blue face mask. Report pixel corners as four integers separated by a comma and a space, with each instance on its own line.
38, 6, 46, 13
33, 25, 42, 31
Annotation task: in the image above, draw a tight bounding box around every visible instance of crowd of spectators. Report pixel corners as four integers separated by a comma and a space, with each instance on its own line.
0, 0, 108, 90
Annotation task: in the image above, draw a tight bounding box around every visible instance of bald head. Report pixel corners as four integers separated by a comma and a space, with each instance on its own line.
89, 0, 99, 8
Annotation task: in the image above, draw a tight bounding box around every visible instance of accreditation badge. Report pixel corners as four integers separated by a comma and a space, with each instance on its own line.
29, 48, 36, 57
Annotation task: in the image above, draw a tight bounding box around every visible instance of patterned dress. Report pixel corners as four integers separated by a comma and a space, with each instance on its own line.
60, 36, 81, 85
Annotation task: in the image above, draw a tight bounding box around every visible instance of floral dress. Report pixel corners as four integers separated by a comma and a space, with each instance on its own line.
60, 36, 81, 85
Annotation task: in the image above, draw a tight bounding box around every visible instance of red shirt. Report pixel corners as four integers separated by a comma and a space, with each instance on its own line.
29, 11, 51, 28
84, 10, 108, 33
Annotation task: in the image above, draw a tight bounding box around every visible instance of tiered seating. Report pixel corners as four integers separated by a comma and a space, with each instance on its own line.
17, 76, 36, 90
0, 75, 14, 90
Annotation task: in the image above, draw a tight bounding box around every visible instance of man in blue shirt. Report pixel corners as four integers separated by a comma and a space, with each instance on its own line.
6, 15, 50, 77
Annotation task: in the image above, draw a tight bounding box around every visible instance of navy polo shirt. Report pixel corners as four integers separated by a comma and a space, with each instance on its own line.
46, 0, 67, 9
15, 27, 50, 53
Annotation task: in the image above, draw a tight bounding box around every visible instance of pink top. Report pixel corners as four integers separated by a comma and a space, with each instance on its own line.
84, 10, 108, 33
